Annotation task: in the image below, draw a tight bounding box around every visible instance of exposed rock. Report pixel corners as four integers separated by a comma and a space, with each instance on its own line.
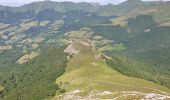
64, 44, 79, 55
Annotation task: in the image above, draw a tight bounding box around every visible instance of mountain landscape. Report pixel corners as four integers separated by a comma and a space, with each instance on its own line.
0, 0, 170, 99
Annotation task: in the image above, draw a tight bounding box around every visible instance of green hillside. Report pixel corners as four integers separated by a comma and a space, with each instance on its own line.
53, 41, 170, 99
92, 15, 170, 88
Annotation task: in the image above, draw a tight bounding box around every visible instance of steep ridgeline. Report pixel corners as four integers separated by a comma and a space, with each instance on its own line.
52, 40, 170, 100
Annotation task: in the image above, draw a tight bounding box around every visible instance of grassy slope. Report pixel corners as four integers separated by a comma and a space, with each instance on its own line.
54, 41, 170, 99
0, 85, 4, 92
92, 15, 170, 88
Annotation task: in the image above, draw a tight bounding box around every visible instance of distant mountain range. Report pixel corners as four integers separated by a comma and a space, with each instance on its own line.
0, 0, 170, 23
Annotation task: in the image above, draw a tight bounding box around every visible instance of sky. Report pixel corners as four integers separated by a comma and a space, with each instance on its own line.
0, 0, 169, 7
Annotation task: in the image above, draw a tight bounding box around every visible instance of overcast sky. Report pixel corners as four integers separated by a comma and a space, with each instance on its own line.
0, 0, 169, 7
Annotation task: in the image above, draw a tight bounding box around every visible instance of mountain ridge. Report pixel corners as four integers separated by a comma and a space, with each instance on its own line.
0, 0, 169, 22
0, 0, 169, 13
53, 40, 170, 99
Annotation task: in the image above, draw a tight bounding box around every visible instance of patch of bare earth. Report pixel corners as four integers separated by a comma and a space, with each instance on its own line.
17, 51, 39, 64
0, 45, 12, 53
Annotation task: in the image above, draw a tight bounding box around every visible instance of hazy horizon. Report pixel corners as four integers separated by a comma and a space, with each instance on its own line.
0, 0, 169, 7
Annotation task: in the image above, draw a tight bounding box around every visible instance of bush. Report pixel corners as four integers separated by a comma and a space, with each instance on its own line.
59, 89, 66, 93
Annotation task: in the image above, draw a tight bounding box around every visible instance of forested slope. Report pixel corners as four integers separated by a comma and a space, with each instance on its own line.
0, 46, 68, 100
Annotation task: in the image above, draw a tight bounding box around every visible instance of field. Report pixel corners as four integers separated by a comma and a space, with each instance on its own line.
111, 17, 128, 27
